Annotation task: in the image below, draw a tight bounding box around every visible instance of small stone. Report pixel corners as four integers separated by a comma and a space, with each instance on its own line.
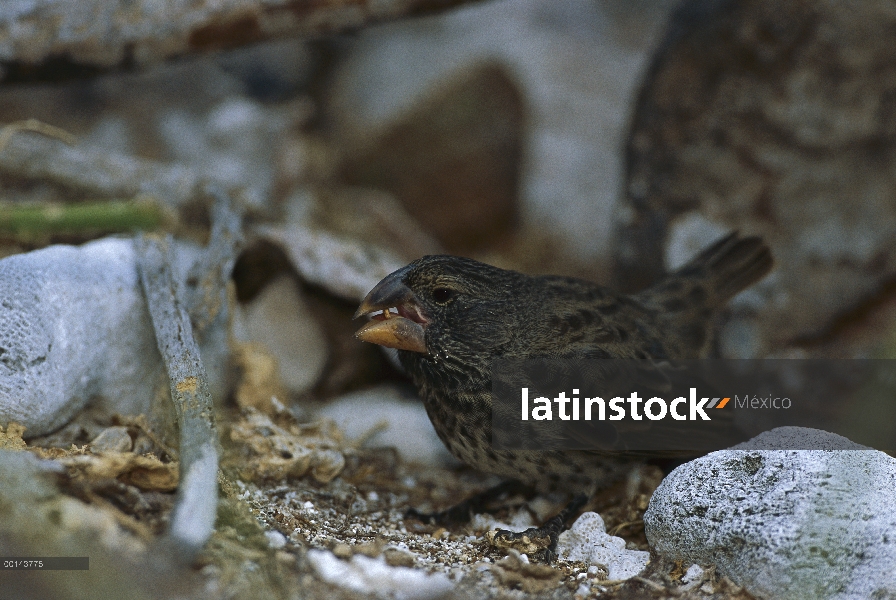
332, 543, 353, 559
383, 547, 415, 567
310, 448, 345, 483
88, 426, 133, 453
265, 530, 287, 549
681, 563, 704, 585
354, 542, 383, 558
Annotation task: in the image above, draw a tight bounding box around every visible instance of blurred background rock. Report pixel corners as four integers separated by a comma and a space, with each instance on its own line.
617, 0, 896, 361
3, 0, 896, 411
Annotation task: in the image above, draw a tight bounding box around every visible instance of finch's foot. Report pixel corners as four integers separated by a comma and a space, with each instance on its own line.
405, 480, 528, 526
487, 494, 588, 563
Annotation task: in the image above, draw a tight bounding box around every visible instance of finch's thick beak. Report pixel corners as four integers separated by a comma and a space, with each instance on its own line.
354, 268, 429, 354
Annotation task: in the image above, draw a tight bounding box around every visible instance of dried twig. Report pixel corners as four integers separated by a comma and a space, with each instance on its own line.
608, 519, 644, 536
136, 232, 220, 559
0, 119, 76, 152
185, 185, 244, 335
135, 187, 243, 560
631, 576, 681, 595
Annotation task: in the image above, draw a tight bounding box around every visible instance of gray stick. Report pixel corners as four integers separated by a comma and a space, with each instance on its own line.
186, 184, 244, 336
136, 232, 220, 559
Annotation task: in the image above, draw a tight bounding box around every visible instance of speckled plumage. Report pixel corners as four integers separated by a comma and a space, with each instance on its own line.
361, 233, 773, 493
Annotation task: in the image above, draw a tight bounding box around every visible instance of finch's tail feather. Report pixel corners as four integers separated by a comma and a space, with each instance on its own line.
635, 231, 772, 357
675, 231, 774, 305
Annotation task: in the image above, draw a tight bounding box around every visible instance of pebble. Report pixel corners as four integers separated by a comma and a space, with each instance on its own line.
265, 530, 287, 549
89, 426, 133, 453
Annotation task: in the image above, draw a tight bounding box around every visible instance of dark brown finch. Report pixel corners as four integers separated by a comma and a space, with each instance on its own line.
354, 232, 773, 495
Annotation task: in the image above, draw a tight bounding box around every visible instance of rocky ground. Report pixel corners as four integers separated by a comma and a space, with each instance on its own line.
2, 1, 896, 599
2, 390, 757, 600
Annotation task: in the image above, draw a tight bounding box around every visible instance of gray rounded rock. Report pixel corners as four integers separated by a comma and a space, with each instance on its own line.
0, 237, 231, 439
644, 427, 896, 600
0, 238, 163, 437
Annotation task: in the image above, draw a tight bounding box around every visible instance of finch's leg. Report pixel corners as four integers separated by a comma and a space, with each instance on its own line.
487, 494, 588, 563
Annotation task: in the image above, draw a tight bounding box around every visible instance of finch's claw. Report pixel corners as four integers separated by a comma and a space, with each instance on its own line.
487, 526, 555, 563
486, 494, 589, 563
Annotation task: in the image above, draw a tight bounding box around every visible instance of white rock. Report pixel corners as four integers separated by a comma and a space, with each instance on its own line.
265, 530, 287, 549
644, 427, 896, 600
307, 549, 454, 600
232, 275, 327, 394
471, 507, 535, 534
682, 563, 704, 585
89, 426, 133, 453
0, 237, 227, 438
0, 238, 161, 437
555, 512, 649, 580
316, 385, 457, 466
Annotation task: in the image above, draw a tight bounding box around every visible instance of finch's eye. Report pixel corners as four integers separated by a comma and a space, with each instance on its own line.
432, 287, 455, 304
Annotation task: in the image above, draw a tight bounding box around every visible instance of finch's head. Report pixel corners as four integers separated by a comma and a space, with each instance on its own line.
353, 255, 524, 357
